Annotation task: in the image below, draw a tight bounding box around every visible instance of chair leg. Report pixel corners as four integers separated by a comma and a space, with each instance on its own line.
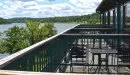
83, 66, 87, 73
70, 65, 73, 72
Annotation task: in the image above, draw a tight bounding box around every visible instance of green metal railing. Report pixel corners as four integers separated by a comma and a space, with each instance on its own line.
1, 37, 69, 72
0, 25, 78, 72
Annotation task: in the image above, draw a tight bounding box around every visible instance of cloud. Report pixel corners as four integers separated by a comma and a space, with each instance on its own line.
10, 0, 36, 2
68, 0, 101, 15
38, 0, 56, 2
9, 0, 56, 2
0, 2, 8, 9
0, 0, 102, 18
0, 3, 3, 6
69, 0, 100, 9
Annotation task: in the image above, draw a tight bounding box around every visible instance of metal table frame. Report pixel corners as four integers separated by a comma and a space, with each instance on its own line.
89, 49, 117, 74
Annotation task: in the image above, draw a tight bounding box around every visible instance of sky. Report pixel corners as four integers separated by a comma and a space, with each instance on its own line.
0, 0, 102, 19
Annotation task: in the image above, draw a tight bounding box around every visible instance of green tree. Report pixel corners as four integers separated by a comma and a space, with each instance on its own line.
8, 13, 100, 24
43, 23, 57, 37
0, 26, 30, 54
25, 20, 57, 45
0, 17, 10, 24
0, 21, 57, 54
25, 20, 40, 45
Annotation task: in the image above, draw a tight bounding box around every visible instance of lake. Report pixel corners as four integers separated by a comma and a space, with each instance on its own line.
0, 23, 77, 33
0, 23, 77, 59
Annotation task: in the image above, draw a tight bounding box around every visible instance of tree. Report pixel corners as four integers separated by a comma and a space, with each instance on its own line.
25, 20, 57, 45
0, 21, 57, 54
0, 26, 30, 54
0, 17, 10, 24
25, 20, 40, 45
8, 13, 100, 24
43, 23, 57, 37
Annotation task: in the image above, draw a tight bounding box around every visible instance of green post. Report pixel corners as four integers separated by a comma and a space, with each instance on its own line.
102, 13, 104, 25
100, 14, 102, 24
104, 12, 106, 25
117, 5, 121, 34
117, 2, 122, 47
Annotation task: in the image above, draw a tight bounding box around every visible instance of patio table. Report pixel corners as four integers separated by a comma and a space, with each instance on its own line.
89, 49, 117, 73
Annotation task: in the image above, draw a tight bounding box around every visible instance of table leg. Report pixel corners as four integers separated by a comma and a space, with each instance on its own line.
95, 54, 101, 74
99, 39, 101, 49
106, 54, 109, 73
98, 54, 101, 74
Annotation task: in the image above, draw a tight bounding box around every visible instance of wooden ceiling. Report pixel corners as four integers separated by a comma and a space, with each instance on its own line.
96, 0, 130, 13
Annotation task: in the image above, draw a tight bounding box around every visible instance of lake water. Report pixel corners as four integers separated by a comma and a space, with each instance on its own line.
0, 23, 77, 33
0, 23, 77, 59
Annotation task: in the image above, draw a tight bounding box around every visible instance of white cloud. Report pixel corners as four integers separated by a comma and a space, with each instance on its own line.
68, 0, 101, 15
0, 2, 8, 9
0, 0, 102, 18
37, 0, 56, 2
8, 0, 56, 2
69, 0, 101, 9
0, 3, 3, 6
93, 0, 102, 2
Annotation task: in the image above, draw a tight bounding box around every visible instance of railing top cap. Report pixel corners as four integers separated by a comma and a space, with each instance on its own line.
0, 70, 95, 75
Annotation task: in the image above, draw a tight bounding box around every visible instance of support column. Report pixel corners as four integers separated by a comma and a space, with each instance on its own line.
113, 9, 115, 28
100, 14, 102, 24
117, 2, 122, 48
108, 11, 110, 25
104, 12, 106, 25
102, 13, 106, 25
102, 13, 105, 25
123, 5, 126, 28
117, 4, 122, 34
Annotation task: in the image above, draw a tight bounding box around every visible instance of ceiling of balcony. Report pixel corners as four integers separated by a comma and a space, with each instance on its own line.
96, 0, 130, 13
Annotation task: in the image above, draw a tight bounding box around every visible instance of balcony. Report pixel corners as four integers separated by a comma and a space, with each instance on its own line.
0, 24, 130, 74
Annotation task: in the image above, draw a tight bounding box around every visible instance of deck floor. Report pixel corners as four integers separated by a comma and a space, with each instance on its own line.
64, 41, 130, 74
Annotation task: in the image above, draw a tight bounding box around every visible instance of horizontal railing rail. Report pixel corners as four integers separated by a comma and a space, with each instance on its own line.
61, 34, 130, 39
65, 27, 116, 34
72, 28, 115, 30
75, 24, 111, 28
